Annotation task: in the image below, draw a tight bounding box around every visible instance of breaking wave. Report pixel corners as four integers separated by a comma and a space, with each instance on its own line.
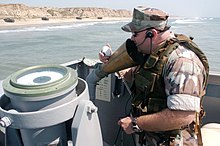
0, 20, 128, 34
171, 17, 213, 24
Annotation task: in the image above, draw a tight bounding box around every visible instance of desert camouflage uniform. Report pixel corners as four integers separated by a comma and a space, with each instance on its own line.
140, 44, 206, 146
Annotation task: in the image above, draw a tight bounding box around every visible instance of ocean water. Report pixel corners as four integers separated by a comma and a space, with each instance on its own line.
0, 17, 220, 80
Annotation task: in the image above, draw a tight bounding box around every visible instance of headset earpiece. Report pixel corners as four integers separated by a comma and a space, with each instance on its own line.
146, 31, 154, 38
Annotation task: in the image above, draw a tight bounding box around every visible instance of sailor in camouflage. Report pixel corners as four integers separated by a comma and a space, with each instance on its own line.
99, 6, 209, 146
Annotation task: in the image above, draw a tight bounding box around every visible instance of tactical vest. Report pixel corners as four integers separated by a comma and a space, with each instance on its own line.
131, 34, 209, 116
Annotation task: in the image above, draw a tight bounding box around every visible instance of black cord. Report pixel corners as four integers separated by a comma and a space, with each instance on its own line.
125, 93, 133, 116
113, 78, 137, 146
132, 133, 137, 146
113, 126, 122, 146
149, 37, 153, 54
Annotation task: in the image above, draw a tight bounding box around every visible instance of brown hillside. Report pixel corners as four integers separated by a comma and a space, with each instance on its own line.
0, 4, 132, 19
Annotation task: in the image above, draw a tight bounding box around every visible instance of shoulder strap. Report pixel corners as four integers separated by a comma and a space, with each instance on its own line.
175, 34, 209, 146
175, 34, 209, 82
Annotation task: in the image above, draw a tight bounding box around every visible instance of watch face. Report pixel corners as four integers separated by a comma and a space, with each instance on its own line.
132, 117, 138, 125
131, 117, 143, 133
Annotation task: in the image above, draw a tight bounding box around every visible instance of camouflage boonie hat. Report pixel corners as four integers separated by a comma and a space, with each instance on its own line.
122, 7, 169, 32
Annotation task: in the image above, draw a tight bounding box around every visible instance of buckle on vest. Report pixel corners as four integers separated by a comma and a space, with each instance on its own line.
144, 54, 159, 69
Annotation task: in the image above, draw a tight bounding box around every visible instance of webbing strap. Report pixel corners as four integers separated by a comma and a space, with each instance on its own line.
196, 112, 203, 146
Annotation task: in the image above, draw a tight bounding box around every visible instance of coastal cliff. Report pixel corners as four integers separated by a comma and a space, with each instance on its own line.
0, 4, 132, 19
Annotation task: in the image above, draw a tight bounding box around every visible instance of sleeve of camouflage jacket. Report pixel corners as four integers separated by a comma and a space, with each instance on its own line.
163, 45, 207, 112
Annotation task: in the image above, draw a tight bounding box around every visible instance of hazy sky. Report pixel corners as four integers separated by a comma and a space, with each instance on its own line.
1, 0, 219, 17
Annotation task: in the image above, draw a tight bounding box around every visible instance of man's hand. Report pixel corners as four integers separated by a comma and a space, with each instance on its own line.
99, 51, 111, 63
118, 117, 134, 134
99, 44, 112, 63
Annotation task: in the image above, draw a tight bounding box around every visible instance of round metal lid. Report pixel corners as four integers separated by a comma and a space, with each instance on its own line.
3, 64, 78, 101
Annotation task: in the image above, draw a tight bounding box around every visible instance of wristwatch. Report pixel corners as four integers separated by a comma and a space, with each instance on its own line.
131, 117, 143, 133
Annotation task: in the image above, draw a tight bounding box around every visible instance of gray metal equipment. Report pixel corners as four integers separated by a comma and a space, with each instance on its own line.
0, 64, 103, 146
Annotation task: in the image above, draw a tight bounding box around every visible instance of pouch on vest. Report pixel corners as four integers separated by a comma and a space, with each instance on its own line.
132, 71, 157, 107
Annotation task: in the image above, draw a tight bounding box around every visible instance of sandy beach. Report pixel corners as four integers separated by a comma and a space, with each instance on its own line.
0, 17, 131, 29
